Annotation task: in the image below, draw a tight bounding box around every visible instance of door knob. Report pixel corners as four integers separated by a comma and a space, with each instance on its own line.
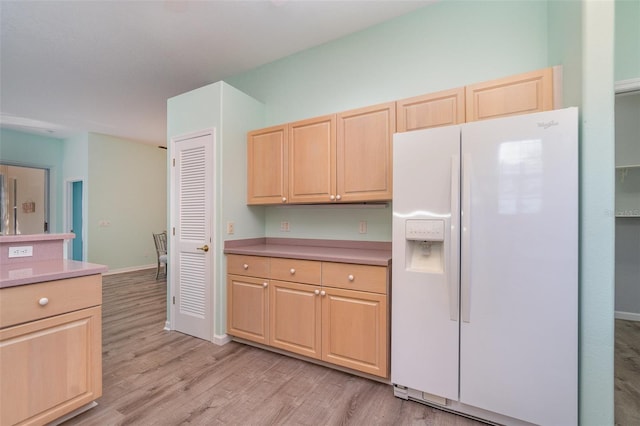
197, 245, 209, 252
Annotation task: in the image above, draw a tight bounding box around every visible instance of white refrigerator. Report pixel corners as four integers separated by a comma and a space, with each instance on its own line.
391, 107, 578, 426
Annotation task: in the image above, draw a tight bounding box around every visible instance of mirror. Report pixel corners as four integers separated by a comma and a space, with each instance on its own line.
0, 164, 49, 235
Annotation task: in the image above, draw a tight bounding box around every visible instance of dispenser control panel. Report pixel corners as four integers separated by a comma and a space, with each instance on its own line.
405, 219, 445, 241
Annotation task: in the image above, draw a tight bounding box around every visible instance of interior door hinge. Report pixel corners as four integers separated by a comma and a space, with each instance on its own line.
172, 227, 175, 236
172, 158, 175, 167
173, 296, 175, 305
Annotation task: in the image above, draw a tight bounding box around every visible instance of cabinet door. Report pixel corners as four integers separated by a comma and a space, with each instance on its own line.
247, 125, 288, 205
227, 274, 269, 344
465, 67, 554, 121
396, 87, 465, 132
321, 287, 388, 378
270, 280, 321, 359
337, 102, 394, 202
288, 115, 336, 203
1, 306, 102, 426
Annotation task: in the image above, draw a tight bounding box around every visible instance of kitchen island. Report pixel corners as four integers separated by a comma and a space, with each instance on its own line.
0, 233, 107, 426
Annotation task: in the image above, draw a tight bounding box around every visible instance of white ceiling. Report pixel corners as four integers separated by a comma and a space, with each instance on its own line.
0, 0, 432, 146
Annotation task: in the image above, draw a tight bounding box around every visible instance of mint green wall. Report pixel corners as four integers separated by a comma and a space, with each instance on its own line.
167, 81, 265, 337
550, 1, 616, 424
0, 128, 64, 233
615, 0, 640, 81
265, 205, 391, 241
578, 3, 616, 424
87, 133, 167, 271
227, 0, 548, 126
227, 0, 550, 242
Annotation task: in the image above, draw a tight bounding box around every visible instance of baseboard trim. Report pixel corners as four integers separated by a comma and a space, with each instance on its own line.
103, 264, 156, 276
213, 334, 231, 346
615, 311, 640, 321
164, 321, 171, 331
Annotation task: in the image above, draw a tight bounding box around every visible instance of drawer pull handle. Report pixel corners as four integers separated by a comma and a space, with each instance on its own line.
348, 274, 355, 281
39, 297, 49, 306
314, 289, 320, 295
263, 282, 268, 288
290, 268, 296, 275
243, 264, 249, 270
320, 290, 326, 297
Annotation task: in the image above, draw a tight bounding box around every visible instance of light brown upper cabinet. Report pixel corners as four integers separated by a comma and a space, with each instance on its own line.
247, 124, 288, 205
336, 102, 395, 202
465, 67, 554, 121
288, 114, 336, 204
396, 87, 465, 132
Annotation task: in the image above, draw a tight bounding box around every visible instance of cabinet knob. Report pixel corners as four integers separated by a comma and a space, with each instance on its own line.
314, 289, 320, 295
282, 197, 287, 203
243, 263, 249, 270
329, 195, 335, 201
263, 282, 268, 288
320, 290, 326, 296
39, 297, 49, 306
290, 268, 296, 275
336, 194, 342, 201
348, 274, 354, 281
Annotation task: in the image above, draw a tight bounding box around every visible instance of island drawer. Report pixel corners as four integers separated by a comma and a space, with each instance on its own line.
0, 274, 102, 329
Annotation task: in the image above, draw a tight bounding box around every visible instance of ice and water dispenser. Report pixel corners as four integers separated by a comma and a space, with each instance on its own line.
404, 219, 445, 274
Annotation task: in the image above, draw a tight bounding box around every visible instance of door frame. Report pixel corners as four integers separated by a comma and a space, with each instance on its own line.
64, 178, 86, 260
169, 128, 216, 342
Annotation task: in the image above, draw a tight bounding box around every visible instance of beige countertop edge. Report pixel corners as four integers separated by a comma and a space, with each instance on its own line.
224, 244, 392, 267
0, 260, 108, 288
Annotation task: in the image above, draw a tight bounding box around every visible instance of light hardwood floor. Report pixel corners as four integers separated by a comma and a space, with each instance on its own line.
63, 269, 483, 426
615, 319, 640, 426
62, 269, 640, 425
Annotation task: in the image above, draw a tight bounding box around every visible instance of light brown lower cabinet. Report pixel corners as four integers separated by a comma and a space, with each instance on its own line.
227, 274, 270, 345
0, 275, 102, 426
226, 255, 389, 378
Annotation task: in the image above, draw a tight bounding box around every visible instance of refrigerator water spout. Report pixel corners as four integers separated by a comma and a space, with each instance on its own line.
405, 219, 445, 273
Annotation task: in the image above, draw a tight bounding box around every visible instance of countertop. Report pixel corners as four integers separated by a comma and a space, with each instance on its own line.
224, 238, 392, 266
0, 259, 108, 288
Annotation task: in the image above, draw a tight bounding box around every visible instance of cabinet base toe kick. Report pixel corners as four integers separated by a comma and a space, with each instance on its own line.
230, 336, 390, 383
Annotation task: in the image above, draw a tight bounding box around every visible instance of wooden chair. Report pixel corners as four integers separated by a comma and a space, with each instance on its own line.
153, 232, 167, 280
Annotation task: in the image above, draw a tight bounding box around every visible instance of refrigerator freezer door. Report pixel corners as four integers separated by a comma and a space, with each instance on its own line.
459, 108, 578, 425
391, 125, 461, 401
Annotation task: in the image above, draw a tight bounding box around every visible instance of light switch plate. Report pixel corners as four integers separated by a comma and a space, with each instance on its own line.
8, 246, 33, 258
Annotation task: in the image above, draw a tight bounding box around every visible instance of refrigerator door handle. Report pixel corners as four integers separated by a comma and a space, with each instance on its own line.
461, 154, 472, 323
449, 155, 460, 322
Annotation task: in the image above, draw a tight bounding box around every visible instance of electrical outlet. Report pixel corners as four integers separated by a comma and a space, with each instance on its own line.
8, 246, 33, 258
359, 221, 367, 234
227, 221, 235, 234
280, 221, 290, 232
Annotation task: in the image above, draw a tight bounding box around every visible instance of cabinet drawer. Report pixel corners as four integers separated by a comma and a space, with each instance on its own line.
227, 255, 270, 277
321, 262, 387, 294
270, 258, 321, 285
0, 275, 102, 329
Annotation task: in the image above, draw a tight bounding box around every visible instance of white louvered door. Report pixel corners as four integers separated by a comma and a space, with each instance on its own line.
172, 131, 213, 341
